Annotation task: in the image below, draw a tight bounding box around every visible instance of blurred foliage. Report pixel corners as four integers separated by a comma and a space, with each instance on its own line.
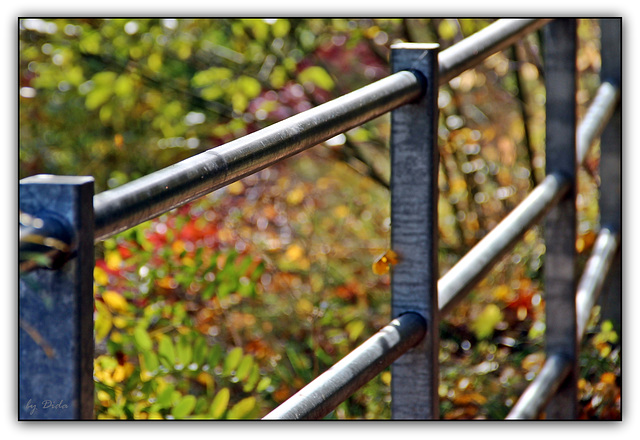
19, 18, 619, 420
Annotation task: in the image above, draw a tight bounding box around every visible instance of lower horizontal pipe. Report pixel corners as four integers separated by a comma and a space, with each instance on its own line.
262, 312, 426, 420
507, 228, 619, 420
576, 228, 620, 341
438, 172, 570, 315
506, 353, 572, 419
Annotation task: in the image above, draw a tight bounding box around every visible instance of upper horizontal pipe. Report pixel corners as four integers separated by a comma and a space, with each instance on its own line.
93, 71, 424, 241
577, 82, 620, 165
93, 19, 551, 242
439, 19, 552, 85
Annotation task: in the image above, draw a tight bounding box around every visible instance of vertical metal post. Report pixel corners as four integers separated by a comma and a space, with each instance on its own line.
19, 175, 95, 420
389, 43, 440, 420
597, 18, 622, 336
543, 19, 578, 419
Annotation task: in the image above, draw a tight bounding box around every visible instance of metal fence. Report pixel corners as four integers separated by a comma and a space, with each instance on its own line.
18, 18, 621, 420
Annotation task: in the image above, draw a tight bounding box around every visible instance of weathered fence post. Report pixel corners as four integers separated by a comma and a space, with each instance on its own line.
597, 18, 622, 336
19, 175, 95, 420
543, 19, 578, 419
389, 43, 440, 420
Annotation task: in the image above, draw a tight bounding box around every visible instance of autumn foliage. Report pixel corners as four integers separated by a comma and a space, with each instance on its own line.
19, 18, 619, 419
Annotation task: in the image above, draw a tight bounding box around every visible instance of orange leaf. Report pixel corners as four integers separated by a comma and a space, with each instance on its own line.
372, 249, 399, 275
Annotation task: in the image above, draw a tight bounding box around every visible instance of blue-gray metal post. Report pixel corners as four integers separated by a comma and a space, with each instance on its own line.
389, 43, 440, 420
543, 19, 578, 419
19, 175, 95, 420
597, 18, 622, 336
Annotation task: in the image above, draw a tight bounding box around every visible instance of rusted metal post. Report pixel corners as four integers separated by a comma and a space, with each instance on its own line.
543, 19, 578, 419
389, 43, 440, 420
19, 175, 95, 420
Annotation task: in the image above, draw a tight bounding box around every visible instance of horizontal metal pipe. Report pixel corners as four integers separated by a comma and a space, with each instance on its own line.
93, 71, 424, 241
505, 228, 619, 420
576, 227, 620, 341
93, 19, 550, 242
577, 82, 620, 165
438, 172, 570, 315
439, 19, 552, 85
505, 353, 572, 419
262, 312, 427, 420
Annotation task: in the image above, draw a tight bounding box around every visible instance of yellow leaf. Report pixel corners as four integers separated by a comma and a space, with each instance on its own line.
295, 298, 314, 316
522, 352, 545, 372
102, 290, 128, 313
197, 371, 215, 391
94, 266, 109, 286
94, 301, 112, 342
228, 181, 244, 195
471, 304, 503, 339
181, 256, 195, 267
147, 52, 163, 72
286, 185, 305, 205
285, 244, 304, 262
97, 390, 111, 404
600, 372, 616, 385
333, 205, 349, 219
493, 284, 511, 301
172, 240, 185, 254
112, 317, 128, 329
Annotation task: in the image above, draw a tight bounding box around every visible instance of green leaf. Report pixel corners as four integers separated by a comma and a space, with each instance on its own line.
286, 344, 310, 376
298, 66, 334, 91
471, 304, 503, 340
223, 347, 243, 376
210, 388, 230, 419
155, 384, 175, 409
201, 283, 216, 300
192, 335, 208, 366
142, 349, 159, 372
94, 301, 112, 343
176, 334, 193, 366
236, 75, 262, 99
226, 396, 256, 420
133, 326, 152, 351
114, 74, 134, 98
272, 19, 291, 38
171, 395, 196, 419
235, 354, 254, 381
217, 281, 236, 299
200, 85, 225, 102
208, 344, 223, 368
192, 67, 233, 88
346, 319, 365, 341
85, 88, 113, 110
158, 335, 175, 368
242, 364, 261, 392
256, 377, 271, 393
250, 261, 265, 281
92, 71, 117, 86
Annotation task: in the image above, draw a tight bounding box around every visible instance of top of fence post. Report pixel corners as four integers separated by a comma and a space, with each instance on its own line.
389, 43, 440, 420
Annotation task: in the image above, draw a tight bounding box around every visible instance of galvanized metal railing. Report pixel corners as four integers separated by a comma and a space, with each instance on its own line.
18, 18, 621, 420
